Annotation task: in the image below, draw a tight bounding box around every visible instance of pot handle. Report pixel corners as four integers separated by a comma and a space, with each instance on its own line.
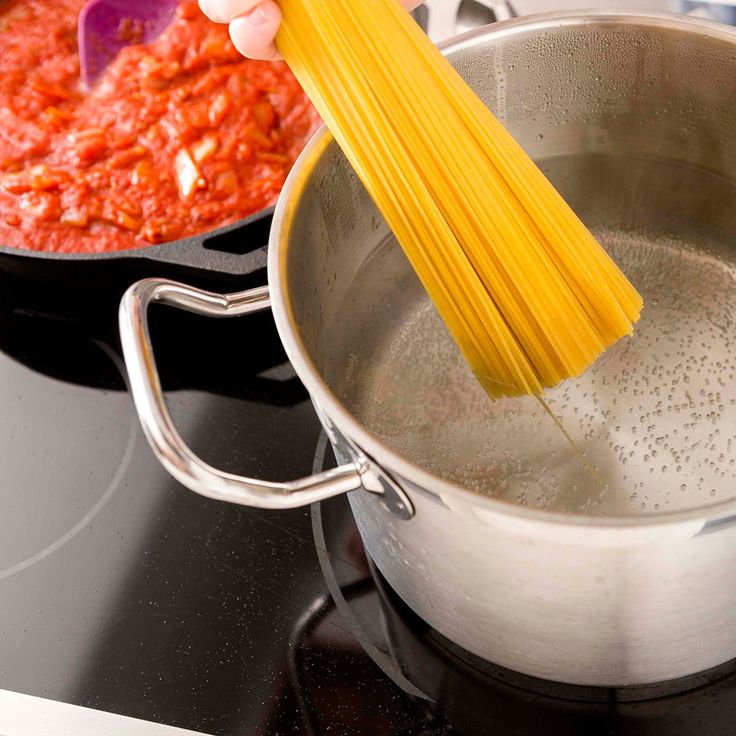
118, 278, 365, 508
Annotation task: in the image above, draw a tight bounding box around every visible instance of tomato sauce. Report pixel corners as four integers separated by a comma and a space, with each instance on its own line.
0, 0, 320, 253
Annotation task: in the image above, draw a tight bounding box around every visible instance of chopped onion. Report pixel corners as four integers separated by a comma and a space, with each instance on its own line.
174, 148, 201, 199
192, 132, 219, 163
60, 207, 89, 227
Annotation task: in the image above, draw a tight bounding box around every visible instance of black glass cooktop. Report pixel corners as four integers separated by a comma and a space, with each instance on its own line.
0, 269, 431, 735
3, 265, 736, 736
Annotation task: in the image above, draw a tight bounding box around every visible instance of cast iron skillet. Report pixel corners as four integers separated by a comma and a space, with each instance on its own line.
0, 1, 455, 296
0, 203, 273, 293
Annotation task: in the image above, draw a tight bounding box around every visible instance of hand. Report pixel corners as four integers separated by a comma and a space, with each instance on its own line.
199, 0, 425, 61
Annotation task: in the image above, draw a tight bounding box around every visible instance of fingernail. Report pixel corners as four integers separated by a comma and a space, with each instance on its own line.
246, 4, 269, 25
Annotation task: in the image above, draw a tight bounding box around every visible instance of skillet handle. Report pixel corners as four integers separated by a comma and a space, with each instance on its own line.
118, 278, 365, 508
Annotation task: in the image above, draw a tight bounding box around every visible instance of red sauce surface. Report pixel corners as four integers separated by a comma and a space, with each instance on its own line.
0, 0, 320, 252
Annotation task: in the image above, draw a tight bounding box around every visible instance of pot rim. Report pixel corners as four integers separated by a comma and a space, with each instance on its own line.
270, 9, 736, 529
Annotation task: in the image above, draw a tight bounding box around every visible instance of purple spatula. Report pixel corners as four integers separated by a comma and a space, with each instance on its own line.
78, 0, 179, 87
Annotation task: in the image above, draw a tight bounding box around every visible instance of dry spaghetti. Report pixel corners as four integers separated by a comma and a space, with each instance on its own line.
276, 0, 643, 397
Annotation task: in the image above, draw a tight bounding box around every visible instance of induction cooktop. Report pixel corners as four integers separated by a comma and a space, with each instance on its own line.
4, 264, 736, 735
0, 264, 437, 735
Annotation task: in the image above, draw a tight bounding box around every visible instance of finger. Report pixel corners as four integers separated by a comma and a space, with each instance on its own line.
199, 0, 262, 24
228, 2, 283, 60
402, 0, 425, 9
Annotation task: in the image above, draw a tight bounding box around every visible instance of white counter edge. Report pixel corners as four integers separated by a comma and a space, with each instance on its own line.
0, 690, 212, 736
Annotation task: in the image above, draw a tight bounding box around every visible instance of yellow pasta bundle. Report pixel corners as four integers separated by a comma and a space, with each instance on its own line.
276, 0, 643, 397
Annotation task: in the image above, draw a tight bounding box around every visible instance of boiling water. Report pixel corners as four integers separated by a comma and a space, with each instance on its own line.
323, 154, 736, 516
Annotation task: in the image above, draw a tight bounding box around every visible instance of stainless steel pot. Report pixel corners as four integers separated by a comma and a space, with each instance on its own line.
119, 11, 736, 687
